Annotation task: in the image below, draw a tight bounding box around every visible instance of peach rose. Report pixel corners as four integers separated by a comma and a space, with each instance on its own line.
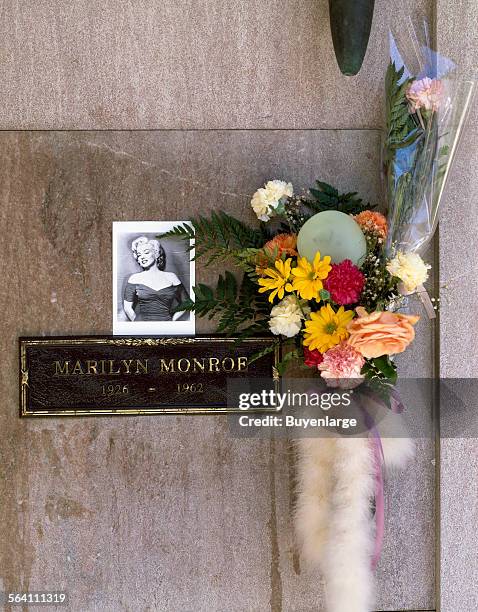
347, 307, 419, 358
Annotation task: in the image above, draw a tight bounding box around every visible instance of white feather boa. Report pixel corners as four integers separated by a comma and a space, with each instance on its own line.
295, 434, 414, 612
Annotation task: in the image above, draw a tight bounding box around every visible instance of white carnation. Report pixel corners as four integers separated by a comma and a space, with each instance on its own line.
269, 295, 304, 338
251, 180, 293, 222
251, 190, 271, 221
386, 251, 431, 294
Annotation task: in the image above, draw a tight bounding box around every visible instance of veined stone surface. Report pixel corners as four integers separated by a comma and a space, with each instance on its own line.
437, 1, 478, 609
0, 0, 431, 129
0, 131, 435, 611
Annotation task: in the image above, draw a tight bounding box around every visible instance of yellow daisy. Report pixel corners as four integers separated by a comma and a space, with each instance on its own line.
291, 251, 332, 301
258, 258, 294, 303
303, 304, 354, 353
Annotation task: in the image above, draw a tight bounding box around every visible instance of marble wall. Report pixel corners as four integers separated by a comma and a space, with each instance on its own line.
0, 0, 430, 130
0, 132, 435, 611
437, 2, 478, 611
0, 0, 462, 611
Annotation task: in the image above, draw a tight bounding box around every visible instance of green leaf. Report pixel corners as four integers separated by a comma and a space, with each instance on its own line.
319, 289, 330, 301
158, 211, 264, 266
248, 342, 279, 366
177, 272, 271, 336
309, 189, 338, 206
233, 322, 270, 342
360, 355, 399, 408
306, 179, 374, 215
315, 181, 339, 197
224, 270, 238, 302
362, 355, 397, 384
196, 283, 214, 300
384, 61, 417, 150
156, 223, 195, 241
373, 356, 397, 383
171, 298, 195, 314
276, 349, 300, 376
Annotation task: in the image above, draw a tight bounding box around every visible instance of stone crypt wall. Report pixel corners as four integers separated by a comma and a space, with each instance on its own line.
0, 1, 471, 611
437, 2, 478, 611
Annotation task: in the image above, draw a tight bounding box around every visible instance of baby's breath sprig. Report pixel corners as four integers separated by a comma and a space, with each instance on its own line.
283, 195, 308, 233
360, 250, 399, 311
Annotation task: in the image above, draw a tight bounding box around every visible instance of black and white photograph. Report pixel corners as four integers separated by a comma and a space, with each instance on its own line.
112, 221, 195, 335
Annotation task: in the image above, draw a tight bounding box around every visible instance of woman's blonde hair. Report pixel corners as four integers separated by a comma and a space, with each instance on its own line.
131, 236, 166, 270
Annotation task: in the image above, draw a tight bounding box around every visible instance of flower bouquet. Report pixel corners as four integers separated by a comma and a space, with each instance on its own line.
159, 179, 421, 609
160, 179, 423, 388
157, 18, 474, 612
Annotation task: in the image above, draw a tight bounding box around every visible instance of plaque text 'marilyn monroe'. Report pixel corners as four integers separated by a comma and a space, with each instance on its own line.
52, 355, 248, 377
20, 337, 279, 416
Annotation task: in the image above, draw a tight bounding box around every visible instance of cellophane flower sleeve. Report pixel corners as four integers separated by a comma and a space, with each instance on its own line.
383, 16, 475, 257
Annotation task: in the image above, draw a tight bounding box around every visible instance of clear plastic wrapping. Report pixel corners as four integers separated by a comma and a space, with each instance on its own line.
383, 17, 475, 256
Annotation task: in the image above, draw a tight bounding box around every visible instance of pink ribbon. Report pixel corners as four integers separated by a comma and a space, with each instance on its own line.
370, 431, 384, 571
362, 388, 403, 570
390, 388, 405, 414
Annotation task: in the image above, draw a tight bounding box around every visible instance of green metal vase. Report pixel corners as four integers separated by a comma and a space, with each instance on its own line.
329, 0, 375, 76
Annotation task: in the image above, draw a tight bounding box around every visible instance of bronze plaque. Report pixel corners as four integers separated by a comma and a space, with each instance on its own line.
19, 336, 279, 417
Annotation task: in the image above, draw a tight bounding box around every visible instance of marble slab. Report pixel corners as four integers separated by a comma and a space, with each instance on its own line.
0, 0, 431, 130
0, 131, 435, 610
437, 1, 478, 609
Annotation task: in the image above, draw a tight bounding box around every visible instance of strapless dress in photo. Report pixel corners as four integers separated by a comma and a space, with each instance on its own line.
124, 283, 183, 321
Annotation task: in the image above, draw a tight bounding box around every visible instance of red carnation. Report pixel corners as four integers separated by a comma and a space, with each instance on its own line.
324, 259, 365, 305
303, 347, 324, 369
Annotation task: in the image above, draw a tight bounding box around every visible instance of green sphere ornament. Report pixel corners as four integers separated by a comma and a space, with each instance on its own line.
297, 210, 367, 266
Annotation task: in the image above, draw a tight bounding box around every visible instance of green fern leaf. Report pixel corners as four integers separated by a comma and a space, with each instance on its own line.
158, 211, 264, 265
306, 181, 374, 215
314, 181, 339, 197
248, 342, 280, 365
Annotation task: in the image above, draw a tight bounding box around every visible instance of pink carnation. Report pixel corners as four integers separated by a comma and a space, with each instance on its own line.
318, 342, 365, 389
324, 259, 364, 305
406, 77, 444, 113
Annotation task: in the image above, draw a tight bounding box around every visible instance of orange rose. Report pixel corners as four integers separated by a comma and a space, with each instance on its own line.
347, 307, 419, 358
256, 233, 298, 275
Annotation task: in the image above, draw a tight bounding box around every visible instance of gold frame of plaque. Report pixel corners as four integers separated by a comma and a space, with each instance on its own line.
19, 336, 280, 417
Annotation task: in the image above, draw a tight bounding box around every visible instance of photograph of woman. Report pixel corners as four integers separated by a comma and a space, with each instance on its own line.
113, 221, 195, 335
